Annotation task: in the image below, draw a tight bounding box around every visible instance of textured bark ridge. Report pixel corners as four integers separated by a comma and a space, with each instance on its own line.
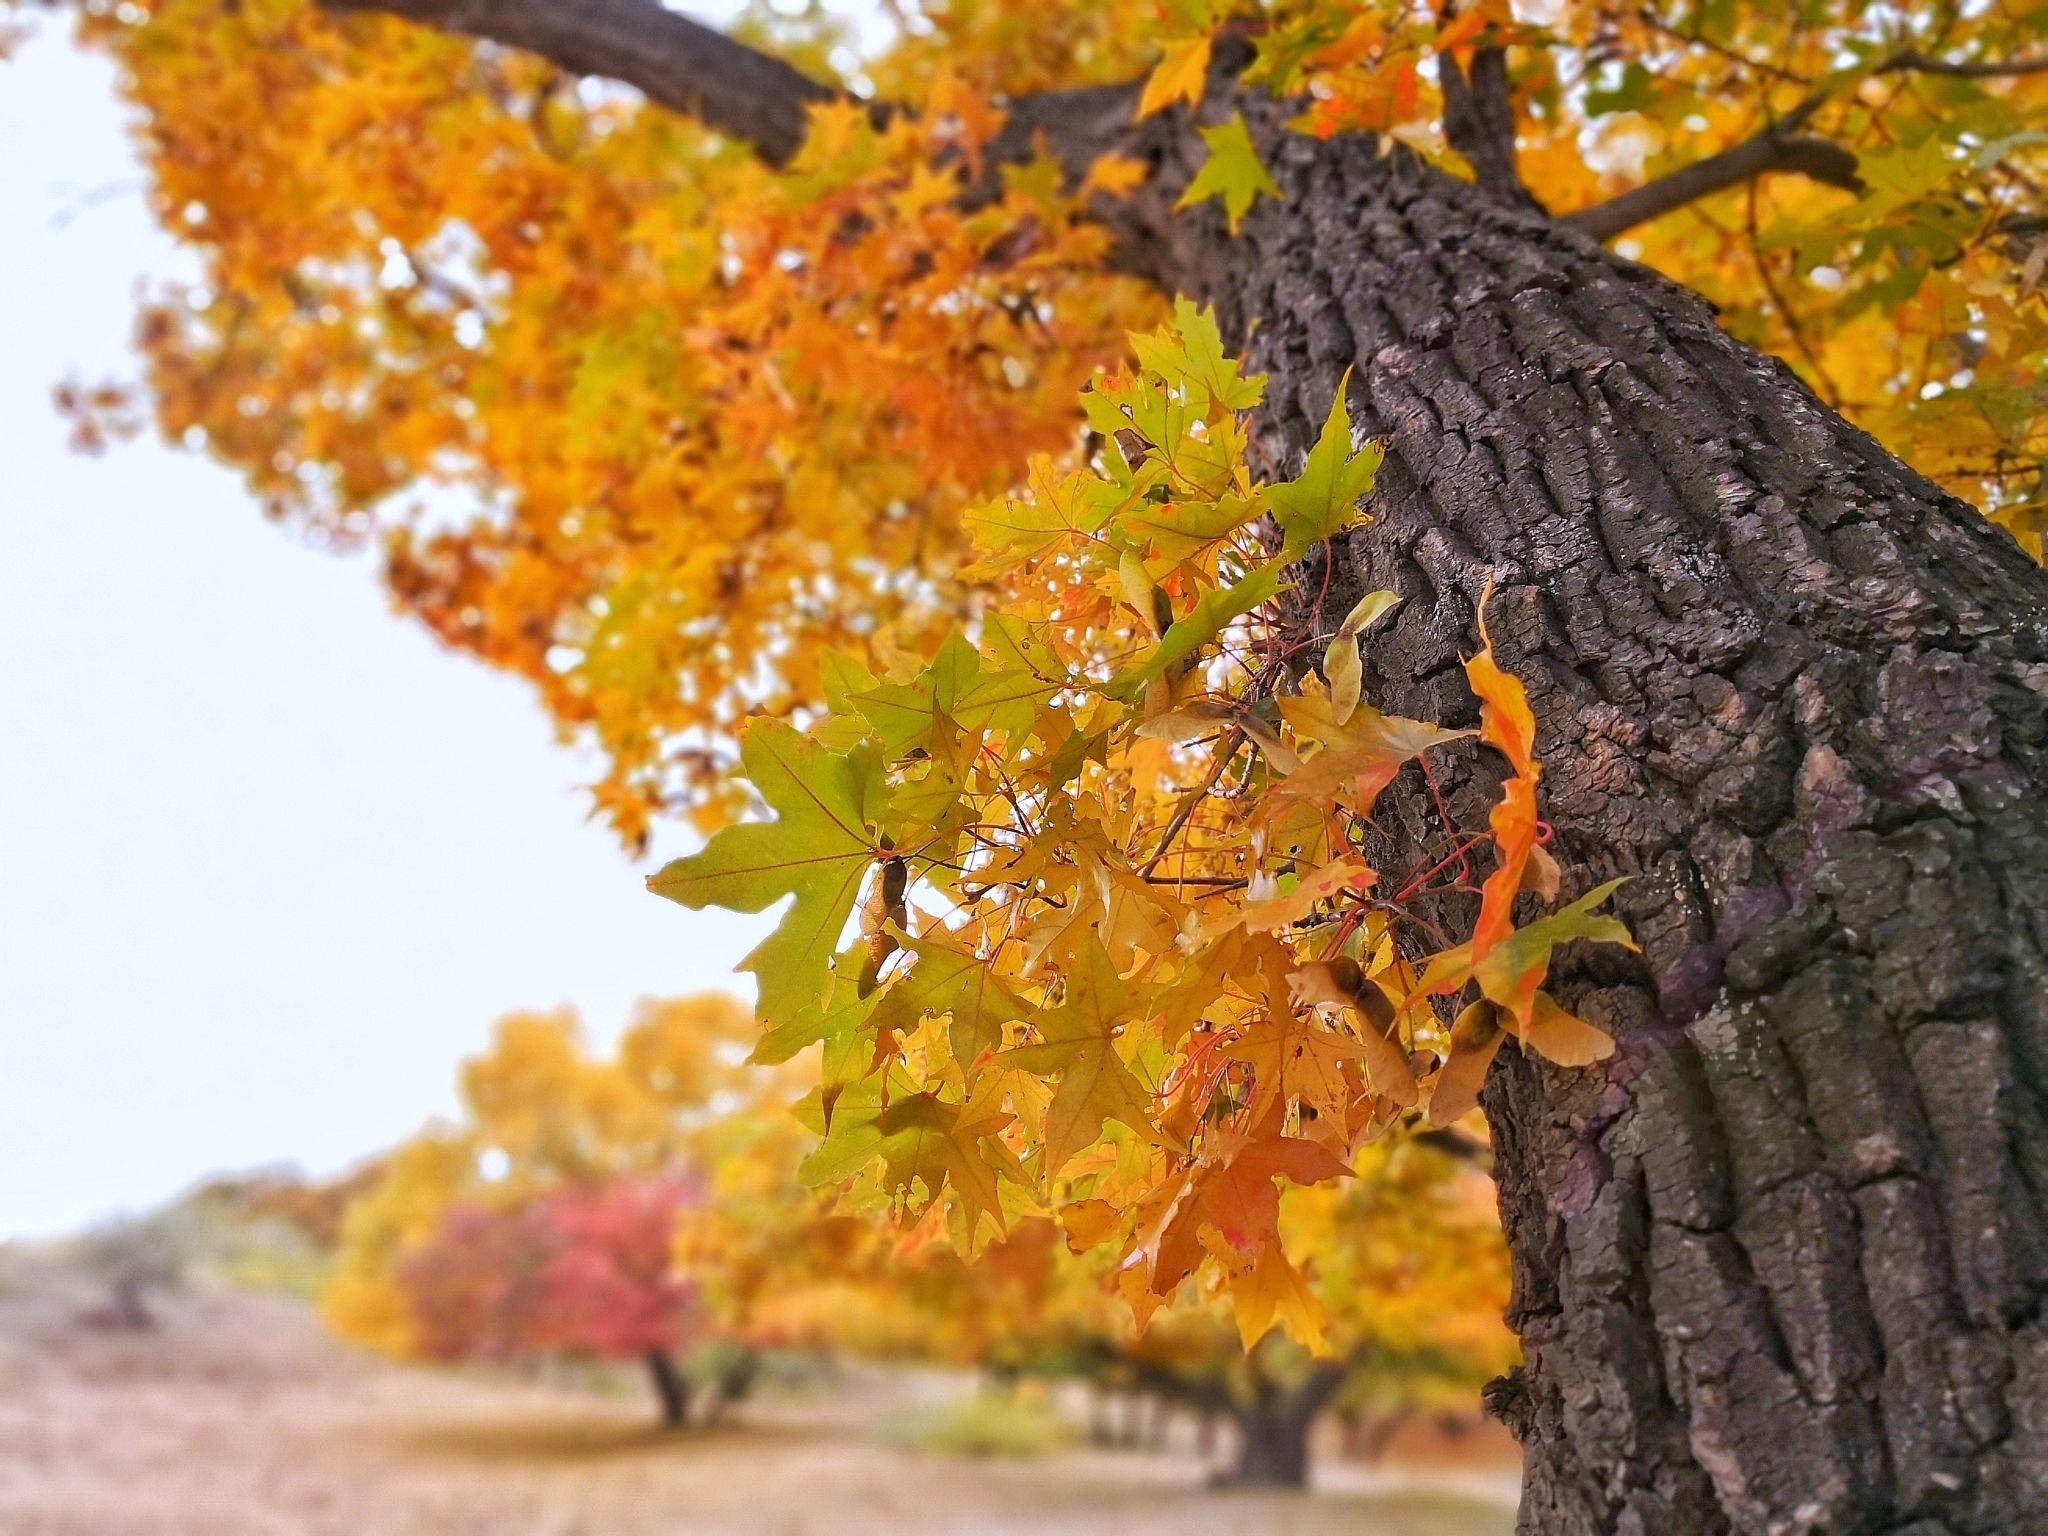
1098, 101, 2048, 1534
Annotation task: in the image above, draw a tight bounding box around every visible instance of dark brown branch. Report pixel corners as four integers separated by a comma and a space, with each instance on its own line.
1568, 97, 1861, 244
1879, 49, 2048, 80
1440, 46, 1526, 199
315, 0, 838, 164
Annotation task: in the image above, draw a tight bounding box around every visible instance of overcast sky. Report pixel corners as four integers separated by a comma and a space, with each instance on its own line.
0, 25, 767, 1239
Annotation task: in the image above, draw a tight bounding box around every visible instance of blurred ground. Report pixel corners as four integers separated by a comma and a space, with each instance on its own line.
0, 1256, 1518, 1536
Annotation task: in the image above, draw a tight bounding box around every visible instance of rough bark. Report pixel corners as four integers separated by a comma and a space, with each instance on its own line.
1094, 95, 2048, 1536
644, 1349, 691, 1428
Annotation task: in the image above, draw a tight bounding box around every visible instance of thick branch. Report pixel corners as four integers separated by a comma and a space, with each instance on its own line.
1568, 99, 1861, 243
316, 0, 837, 163
1441, 47, 1526, 199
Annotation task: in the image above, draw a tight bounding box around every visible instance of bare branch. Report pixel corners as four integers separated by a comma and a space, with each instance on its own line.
1441, 46, 1526, 198
315, 0, 838, 163
1568, 98, 1861, 244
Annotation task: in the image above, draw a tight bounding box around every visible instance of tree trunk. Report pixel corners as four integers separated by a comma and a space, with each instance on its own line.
1221, 1403, 1313, 1489
1093, 96, 2048, 1535
644, 1350, 691, 1428
701, 1346, 759, 1426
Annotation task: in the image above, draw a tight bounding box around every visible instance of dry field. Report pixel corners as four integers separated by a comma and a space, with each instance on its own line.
0, 1258, 1517, 1536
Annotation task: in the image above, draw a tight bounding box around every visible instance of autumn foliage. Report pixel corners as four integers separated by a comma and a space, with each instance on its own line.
33, 0, 2047, 844
328, 991, 1511, 1472
21, 0, 2048, 1492
635, 305, 1628, 1349
398, 1176, 699, 1368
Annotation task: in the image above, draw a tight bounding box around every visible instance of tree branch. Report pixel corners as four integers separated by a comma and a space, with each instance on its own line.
1568, 97, 1861, 244
315, 0, 838, 164
1879, 49, 2048, 80
1440, 46, 1525, 199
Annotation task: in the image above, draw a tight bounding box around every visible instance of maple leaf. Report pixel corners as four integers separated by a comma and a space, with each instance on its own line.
1521, 991, 1616, 1068
1116, 491, 1263, 563
871, 931, 1031, 1073
1176, 115, 1283, 232
1114, 566, 1281, 693
1268, 697, 1470, 819
1465, 598, 1546, 959
1288, 958, 1417, 1109
1223, 1237, 1327, 1353
1003, 941, 1160, 1173
1195, 1118, 1352, 1264
1225, 1008, 1362, 1124
648, 719, 890, 1035
753, 967, 877, 1065
1414, 879, 1636, 1030
1079, 154, 1150, 199
1265, 372, 1383, 560
1322, 588, 1399, 723
1211, 855, 1376, 939
873, 1093, 1011, 1239
1427, 998, 1508, 1125
1137, 35, 1212, 119
1127, 298, 1266, 414
1465, 600, 1537, 778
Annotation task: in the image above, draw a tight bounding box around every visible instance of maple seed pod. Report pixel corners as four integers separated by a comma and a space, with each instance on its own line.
860, 856, 908, 968
1150, 583, 1176, 641
1347, 971, 1398, 1037
1428, 998, 1511, 1127
1461, 998, 1506, 1048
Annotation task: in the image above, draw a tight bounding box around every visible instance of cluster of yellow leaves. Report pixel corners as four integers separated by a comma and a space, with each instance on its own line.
651, 303, 1630, 1350
62, 0, 1156, 846
1131, 1136, 1516, 1389
327, 984, 1511, 1396
43, 0, 2048, 870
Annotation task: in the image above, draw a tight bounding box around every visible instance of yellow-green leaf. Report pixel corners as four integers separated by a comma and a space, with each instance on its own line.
1175, 114, 1283, 233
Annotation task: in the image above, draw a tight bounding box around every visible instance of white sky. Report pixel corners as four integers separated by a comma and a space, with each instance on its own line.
0, 26, 767, 1239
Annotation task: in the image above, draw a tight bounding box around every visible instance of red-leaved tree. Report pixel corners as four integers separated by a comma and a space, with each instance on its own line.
398, 1174, 701, 1425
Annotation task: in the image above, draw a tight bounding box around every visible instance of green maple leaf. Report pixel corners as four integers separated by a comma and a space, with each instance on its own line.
1114, 565, 1282, 693
798, 1090, 1009, 1238
1127, 297, 1266, 414
753, 966, 875, 1065
1413, 879, 1637, 1027
1176, 114, 1282, 233
847, 619, 1059, 756
875, 1093, 1009, 1236
1264, 370, 1382, 559
647, 717, 889, 1035
871, 932, 1030, 1071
